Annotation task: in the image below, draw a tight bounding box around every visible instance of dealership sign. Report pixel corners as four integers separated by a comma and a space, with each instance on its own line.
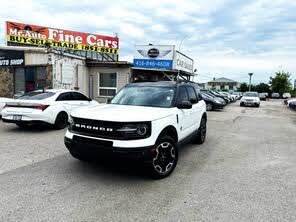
6, 21, 119, 54
133, 45, 174, 70
173, 51, 194, 73
0, 49, 24, 66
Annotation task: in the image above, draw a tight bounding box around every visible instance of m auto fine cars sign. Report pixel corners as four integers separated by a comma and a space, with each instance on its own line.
0, 49, 24, 67
6, 21, 119, 55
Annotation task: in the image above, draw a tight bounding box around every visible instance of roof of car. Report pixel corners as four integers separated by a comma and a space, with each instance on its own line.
32, 89, 76, 93
127, 81, 199, 87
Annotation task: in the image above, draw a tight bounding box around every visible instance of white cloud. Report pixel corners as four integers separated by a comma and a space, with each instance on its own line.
150, 24, 168, 33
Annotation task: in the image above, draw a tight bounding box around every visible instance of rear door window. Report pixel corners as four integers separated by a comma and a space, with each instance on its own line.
72, 92, 90, 101
56, 92, 73, 101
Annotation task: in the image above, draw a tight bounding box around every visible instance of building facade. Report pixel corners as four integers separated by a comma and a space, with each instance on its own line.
0, 46, 131, 103
206, 77, 241, 91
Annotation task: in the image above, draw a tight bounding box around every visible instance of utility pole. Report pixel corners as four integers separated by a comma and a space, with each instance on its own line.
248, 73, 253, 91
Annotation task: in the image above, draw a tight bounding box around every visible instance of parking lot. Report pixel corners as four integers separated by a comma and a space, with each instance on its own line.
1, 99, 296, 221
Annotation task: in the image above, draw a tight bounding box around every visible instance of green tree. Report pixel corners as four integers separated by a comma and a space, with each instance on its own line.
255, 83, 271, 93
238, 82, 249, 92
269, 71, 292, 95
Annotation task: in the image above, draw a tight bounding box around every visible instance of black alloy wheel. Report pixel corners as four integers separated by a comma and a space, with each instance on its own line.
150, 136, 178, 179
55, 112, 68, 129
194, 117, 207, 144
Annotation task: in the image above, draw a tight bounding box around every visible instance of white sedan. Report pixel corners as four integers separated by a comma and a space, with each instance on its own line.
2, 89, 98, 129
240, 92, 260, 107
0, 97, 15, 118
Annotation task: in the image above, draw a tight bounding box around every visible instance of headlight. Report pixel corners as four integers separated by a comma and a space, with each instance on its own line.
214, 100, 221, 104
68, 116, 75, 129
117, 122, 151, 139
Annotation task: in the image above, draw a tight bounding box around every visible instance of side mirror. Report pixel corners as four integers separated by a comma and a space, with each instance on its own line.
177, 101, 192, 109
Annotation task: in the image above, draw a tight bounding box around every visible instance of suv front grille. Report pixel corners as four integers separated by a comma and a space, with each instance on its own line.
70, 117, 150, 140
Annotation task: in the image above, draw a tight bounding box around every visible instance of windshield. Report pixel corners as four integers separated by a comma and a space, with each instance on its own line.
244, 92, 258, 97
18, 91, 56, 100
111, 86, 175, 108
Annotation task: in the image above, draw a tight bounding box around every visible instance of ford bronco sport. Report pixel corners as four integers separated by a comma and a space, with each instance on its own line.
64, 81, 207, 178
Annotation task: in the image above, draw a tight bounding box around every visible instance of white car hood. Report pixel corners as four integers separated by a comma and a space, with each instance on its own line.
71, 104, 176, 122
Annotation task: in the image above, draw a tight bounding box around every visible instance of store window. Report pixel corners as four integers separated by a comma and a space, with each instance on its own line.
98, 73, 117, 97
14, 66, 47, 94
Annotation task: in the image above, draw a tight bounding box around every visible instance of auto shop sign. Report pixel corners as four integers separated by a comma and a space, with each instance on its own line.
6, 21, 119, 54
0, 49, 24, 66
133, 45, 174, 70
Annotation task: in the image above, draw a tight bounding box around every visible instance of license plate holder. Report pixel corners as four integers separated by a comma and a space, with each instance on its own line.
13, 115, 22, 121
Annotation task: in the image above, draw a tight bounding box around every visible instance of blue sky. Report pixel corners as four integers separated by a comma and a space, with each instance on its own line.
1, 0, 296, 84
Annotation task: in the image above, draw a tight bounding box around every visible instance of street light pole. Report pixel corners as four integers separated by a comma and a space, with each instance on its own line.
177, 35, 189, 80
248, 73, 253, 91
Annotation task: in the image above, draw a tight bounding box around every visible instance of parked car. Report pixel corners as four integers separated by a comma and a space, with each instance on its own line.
289, 100, 296, 109
65, 81, 207, 179
2, 89, 98, 129
201, 90, 229, 104
0, 97, 14, 118
240, 92, 260, 107
232, 92, 241, 100
201, 93, 225, 111
287, 98, 296, 106
271, 93, 280, 99
220, 92, 234, 102
259, 93, 267, 101
283, 93, 291, 99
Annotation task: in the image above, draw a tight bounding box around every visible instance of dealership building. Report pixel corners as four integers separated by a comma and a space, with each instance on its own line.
0, 21, 132, 103
0, 21, 196, 102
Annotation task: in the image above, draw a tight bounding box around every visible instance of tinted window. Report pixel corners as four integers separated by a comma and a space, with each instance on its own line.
176, 86, 189, 104
111, 86, 175, 108
18, 91, 55, 100
56, 92, 73, 101
73, 92, 90, 101
187, 86, 198, 104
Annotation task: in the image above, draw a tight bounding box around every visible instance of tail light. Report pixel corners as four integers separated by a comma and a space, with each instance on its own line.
35, 105, 49, 111
4, 104, 49, 111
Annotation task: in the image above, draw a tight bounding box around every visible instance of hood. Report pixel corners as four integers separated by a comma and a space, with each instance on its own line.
71, 104, 176, 122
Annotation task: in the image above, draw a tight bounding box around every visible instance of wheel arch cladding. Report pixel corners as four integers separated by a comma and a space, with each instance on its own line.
158, 125, 178, 142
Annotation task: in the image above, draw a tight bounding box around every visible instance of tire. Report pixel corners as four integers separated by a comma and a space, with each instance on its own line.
149, 136, 178, 179
206, 103, 213, 111
54, 112, 68, 129
240, 103, 244, 107
193, 117, 207, 144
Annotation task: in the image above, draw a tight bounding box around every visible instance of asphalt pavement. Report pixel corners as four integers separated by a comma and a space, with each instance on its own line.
0, 100, 296, 222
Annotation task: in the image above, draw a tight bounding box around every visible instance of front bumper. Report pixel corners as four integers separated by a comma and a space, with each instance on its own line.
2, 118, 49, 125
240, 101, 259, 106
213, 103, 224, 109
64, 135, 154, 162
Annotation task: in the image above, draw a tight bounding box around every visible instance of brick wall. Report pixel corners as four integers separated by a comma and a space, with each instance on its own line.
0, 68, 14, 98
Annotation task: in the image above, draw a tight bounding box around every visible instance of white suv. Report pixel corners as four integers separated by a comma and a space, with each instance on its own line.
64, 81, 207, 178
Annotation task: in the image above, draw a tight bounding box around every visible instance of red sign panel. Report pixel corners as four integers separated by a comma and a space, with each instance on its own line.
6, 21, 119, 54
